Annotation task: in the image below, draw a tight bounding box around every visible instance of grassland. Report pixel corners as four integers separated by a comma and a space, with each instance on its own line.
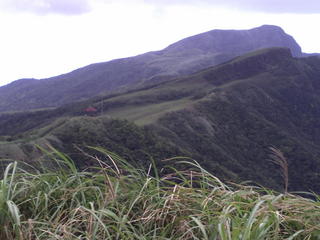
107, 98, 193, 125
0, 147, 319, 239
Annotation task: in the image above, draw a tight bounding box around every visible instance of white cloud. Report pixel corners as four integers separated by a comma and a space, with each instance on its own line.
0, 0, 91, 15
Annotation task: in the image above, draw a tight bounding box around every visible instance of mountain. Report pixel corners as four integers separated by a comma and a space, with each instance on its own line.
0, 25, 304, 113
1, 47, 320, 193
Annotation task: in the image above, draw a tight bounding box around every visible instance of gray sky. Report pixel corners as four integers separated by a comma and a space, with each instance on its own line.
145, 0, 320, 13
4, 0, 320, 15
0, 0, 319, 86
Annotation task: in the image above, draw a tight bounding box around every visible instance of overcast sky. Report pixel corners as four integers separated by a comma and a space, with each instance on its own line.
0, 0, 319, 86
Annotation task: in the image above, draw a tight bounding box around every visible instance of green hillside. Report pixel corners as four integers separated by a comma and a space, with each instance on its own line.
1, 48, 320, 193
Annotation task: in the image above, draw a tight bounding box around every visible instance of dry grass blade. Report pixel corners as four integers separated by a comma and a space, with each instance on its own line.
269, 147, 289, 194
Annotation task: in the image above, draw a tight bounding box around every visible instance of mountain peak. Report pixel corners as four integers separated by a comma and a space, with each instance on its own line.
0, 25, 308, 112
165, 25, 302, 58
257, 24, 284, 30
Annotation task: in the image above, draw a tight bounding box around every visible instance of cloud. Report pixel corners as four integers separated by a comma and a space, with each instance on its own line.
143, 0, 320, 14
1, 0, 319, 16
0, 0, 91, 15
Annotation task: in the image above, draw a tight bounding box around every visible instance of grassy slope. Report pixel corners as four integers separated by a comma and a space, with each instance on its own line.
107, 98, 193, 125
1, 48, 320, 193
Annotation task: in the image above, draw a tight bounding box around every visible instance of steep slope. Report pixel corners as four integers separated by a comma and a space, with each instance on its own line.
0, 25, 304, 112
1, 48, 320, 193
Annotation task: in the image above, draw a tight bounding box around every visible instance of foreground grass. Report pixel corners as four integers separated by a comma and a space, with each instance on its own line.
0, 147, 320, 239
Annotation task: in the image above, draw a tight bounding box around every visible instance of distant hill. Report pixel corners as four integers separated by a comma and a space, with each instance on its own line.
0, 25, 305, 112
2, 47, 320, 193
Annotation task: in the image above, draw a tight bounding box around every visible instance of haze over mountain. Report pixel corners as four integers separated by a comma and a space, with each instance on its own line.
0, 25, 305, 113
1, 47, 320, 193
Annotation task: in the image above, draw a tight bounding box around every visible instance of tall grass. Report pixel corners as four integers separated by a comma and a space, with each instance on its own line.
270, 147, 289, 194
0, 147, 319, 239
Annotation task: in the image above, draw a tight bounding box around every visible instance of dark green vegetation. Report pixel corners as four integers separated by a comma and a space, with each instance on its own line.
1, 47, 320, 194
1, 148, 320, 239
0, 25, 304, 112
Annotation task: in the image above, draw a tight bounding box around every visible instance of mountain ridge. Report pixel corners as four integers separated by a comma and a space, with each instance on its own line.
0, 25, 307, 113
